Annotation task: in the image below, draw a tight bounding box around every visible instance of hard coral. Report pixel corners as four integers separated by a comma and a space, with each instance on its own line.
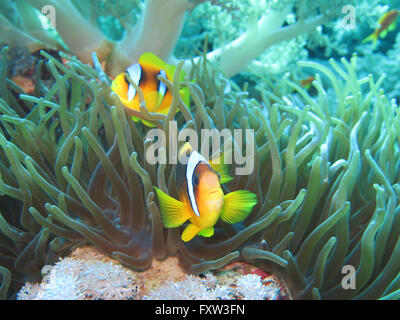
1, 0, 345, 77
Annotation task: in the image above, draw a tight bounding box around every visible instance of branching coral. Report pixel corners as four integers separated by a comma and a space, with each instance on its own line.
0, 41, 400, 300
1, 0, 348, 78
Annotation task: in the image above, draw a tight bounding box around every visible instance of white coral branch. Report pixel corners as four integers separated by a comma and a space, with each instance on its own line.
183, 7, 328, 77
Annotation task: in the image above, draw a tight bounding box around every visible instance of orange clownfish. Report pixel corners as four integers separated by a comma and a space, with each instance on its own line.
154, 143, 258, 242
362, 10, 399, 48
111, 52, 190, 127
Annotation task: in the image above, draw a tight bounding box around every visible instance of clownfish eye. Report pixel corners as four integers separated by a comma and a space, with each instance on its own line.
193, 175, 199, 186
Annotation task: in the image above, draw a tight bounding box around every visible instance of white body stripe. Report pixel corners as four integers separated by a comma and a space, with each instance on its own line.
158, 69, 167, 96
186, 151, 209, 217
126, 63, 141, 101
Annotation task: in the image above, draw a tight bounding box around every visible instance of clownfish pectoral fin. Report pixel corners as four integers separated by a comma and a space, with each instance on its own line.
154, 187, 191, 228
181, 223, 201, 242
197, 227, 214, 238
220, 190, 258, 224
210, 151, 234, 184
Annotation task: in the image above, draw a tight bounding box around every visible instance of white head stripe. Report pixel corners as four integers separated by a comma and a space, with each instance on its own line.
158, 70, 167, 97
186, 151, 209, 217
126, 63, 141, 101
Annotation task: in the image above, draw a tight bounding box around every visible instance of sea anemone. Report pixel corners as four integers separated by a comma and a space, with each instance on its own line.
0, 44, 399, 300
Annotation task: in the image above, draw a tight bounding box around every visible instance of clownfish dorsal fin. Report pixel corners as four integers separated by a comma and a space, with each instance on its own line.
125, 63, 141, 101
139, 52, 178, 83
139, 52, 167, 69
210, 150, 234, 184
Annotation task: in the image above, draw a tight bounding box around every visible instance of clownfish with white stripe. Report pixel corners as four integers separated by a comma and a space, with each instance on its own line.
154, 143, 258, 242
111, 52, 190, 127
